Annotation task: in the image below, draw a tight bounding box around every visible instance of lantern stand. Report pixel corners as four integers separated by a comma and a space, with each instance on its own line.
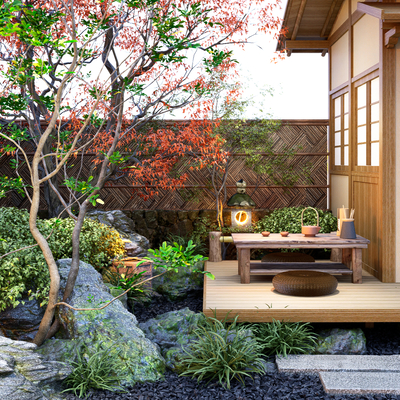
227, 179, 256, 228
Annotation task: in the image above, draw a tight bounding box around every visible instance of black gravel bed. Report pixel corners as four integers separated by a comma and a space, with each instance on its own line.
65, 290, 400, 400
131, 289, 204, 323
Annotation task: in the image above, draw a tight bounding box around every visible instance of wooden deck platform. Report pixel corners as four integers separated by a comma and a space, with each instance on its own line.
203, 261, 400, 323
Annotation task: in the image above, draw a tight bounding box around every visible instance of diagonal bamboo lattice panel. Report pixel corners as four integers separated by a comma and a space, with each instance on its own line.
0, 120, 328, 211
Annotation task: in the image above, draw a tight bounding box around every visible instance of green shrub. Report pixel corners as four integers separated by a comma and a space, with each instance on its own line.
0, 207, 125, 311
62, 341, 125, 398
0, 207, 52, 311
255, 206, 337, 234
48, 217, 125, 270
180, 314, 266, 389
252, 319, 318, 357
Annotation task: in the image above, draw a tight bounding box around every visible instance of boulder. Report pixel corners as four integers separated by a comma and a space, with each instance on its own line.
55, 259, 165, 387
0, 298, 45, 342
313, 328, 367, 355
0, 336, 71, 400
139, 308, 205, 372
151, 262, 204, 301
86, 210, 149, 256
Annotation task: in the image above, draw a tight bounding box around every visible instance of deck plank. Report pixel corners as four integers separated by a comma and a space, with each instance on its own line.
203, 261, 400, 322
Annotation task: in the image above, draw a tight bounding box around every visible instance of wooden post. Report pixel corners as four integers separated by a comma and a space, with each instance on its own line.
330, 248, 342, 262
239, 248, 251, 284
209, 232, 222, 262
352, 248, 363, 284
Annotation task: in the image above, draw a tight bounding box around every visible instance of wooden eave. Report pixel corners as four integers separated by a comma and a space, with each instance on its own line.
356, 3, 400, 49
277, 0, 345, 54
357, 2, 400, 22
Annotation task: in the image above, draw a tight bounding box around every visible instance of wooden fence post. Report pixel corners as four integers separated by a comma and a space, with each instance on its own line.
209, 232, 222, 262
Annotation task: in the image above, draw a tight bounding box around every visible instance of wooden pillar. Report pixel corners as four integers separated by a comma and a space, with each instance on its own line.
209, 232, 222, 262
330, 248, 342, 262
379, 20, 396, 282
352, 248, 363, 283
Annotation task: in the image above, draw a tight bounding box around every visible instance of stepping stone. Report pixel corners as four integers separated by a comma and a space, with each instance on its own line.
320, 371, 400, 395
276, 354, 400, 373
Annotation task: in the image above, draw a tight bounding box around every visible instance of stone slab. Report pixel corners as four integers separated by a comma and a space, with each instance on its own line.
320, 371, 400, 394
276, 355, 400, 373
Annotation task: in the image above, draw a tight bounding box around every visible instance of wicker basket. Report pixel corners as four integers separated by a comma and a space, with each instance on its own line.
272, 270, 338, 297
261, 252, 315, 263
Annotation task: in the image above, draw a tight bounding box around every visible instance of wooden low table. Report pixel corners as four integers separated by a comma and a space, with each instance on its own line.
231, 233, 370, 284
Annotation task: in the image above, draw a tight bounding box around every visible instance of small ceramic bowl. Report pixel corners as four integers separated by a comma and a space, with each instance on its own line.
280, 231, 289, 237
261, 231, 270, 237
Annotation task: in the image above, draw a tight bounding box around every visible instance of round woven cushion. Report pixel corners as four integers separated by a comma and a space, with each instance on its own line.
261, 252, 315, 263
272, 271, 338, 297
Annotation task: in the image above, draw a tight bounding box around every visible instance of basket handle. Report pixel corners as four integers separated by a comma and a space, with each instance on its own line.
301, 207, 319, 227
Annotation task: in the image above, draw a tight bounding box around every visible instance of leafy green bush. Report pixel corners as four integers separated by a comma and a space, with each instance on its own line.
251, 320, 318, 357
0, 207, 125, 311
62, 342, 125, 398
180, 314, 266, 389
0, 207, 52, 311
145, 240, 209, 272
48, 217, 125, 270
255, 207, 337, 234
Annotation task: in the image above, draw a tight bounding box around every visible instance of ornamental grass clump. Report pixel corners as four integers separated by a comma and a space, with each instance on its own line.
62, 342, 126, 399
179, 314, 266, 389
252, 319, 318, 357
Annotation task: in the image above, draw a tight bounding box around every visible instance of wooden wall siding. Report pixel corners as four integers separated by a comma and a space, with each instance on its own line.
0, 120, 328, 211
352, 176, 380, 278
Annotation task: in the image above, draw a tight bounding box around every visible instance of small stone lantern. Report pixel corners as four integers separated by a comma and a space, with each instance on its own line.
227, 179, 256, 228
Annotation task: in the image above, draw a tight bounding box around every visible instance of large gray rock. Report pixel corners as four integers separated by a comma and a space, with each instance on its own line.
313, 328, 367, 355
0, 299, 45, 342
152, 262, 204, 301
86, 210, 149, 256
55, 259, 165, 387
139, 308, 205, 372
0, 336, 71, 400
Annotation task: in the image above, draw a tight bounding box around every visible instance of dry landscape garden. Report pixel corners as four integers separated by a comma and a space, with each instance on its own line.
0, 0, 399, 399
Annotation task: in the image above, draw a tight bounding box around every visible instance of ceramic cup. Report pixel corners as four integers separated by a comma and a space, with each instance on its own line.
340, 219, 356, 239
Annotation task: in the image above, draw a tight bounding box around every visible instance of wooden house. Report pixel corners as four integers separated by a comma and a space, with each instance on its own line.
203, 1, 400, 324
277, 0, 400, 284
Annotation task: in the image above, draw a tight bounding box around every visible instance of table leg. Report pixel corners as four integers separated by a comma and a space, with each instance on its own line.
352, 248, 363, 284
237, 249, 241, 275
342, 248, 352, 270
239, 248, 251, 284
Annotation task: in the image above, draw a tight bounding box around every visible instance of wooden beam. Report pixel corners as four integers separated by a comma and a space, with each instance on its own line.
357, 2, 400, 21
291, 0, 308, 40
384, 25, 400, 48
285, 40, 329, 49
321, 0, 338, 38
